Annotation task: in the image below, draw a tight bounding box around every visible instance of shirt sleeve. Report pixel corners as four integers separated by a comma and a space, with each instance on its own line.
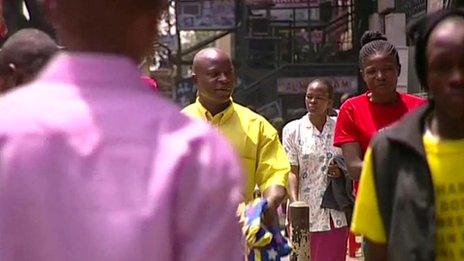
351, 147, 387, 244
255, 122, 290, 193
334, 101, 359, 147
175, 131, 244, 261
282, 121, 299, 166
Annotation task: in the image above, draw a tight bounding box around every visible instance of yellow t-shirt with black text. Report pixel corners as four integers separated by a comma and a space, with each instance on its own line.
351, 131, 464, 260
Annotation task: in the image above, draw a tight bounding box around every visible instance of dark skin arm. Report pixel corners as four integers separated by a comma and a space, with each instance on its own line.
262, 185, 286, 230
365, 240, 387, 261
341, 142, 363, 180
286, 165, 301, 237
342, 142, 387, 259
287, 165, 299, 203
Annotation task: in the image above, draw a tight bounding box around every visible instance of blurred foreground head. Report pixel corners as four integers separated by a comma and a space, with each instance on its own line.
48, 0, 167, 62
409, 9, 464, 122
0, 28, 58, 93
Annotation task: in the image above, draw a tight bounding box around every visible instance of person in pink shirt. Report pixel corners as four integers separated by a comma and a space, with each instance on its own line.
0, 1, 243, 261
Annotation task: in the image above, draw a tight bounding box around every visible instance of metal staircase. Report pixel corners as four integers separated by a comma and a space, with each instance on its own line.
233, 0, 367, 122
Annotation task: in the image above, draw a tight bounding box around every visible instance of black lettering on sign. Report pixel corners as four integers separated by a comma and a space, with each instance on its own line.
436, 248, 446, 257
449, 183, 457, 194
441, 201, 449, 212
460, 248, 464, 258
458, 182, 464, 193
439, 248, 455, 259
447, 233, 457, 243
437, 233, 445, 244
457, 215, 464, 226
446, 216, 455, 227
436, 185, 446, 195
451, 199, 460, 210
437, 217, 446, 227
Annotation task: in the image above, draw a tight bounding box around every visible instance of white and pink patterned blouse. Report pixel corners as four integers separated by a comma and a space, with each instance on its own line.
283, 114, 347, 232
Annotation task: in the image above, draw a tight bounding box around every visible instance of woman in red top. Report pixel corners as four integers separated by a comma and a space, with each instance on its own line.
334, 31, 426, 257
335, 31, 425, 182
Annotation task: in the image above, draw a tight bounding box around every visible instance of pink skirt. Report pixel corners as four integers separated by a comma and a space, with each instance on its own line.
309, 223, 348, 261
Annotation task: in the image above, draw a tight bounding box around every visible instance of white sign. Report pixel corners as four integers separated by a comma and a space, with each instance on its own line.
251, 0, 320, 21
274, 0, 319, 7
396, 46, 409, 92
277, 76, 357, 94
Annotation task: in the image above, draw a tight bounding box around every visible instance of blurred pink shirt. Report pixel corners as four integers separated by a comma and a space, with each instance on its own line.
0, 53, 243, 261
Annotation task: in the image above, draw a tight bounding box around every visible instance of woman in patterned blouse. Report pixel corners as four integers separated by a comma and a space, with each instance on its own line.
283, 79, 348, 261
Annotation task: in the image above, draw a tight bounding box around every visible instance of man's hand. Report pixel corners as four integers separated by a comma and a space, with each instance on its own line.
262, 185, 286, 229
288, 165, 299, 203
285, 200, 293, 239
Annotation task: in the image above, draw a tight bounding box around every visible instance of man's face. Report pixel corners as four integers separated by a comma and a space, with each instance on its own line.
361, 53, 399, 97
194, 51, 235, 107
427, 18, 464, 120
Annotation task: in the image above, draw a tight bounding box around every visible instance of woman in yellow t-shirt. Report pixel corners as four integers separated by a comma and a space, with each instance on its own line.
351, 9, 464, 261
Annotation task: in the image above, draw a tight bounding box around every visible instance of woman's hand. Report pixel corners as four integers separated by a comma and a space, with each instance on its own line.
327, 162, 342, 179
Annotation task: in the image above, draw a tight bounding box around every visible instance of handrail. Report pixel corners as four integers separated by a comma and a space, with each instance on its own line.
237, 64, 288, 93
263, 6, 354, 37
237, 3, 357, 94
180, 27, 237, 57
324, 11, 352, 32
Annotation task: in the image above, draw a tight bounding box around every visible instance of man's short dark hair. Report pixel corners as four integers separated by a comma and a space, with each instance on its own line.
0, 28, 58, 76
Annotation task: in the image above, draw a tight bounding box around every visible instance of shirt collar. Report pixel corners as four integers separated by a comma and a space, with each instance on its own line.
38, 51, 142, 88
194, 97, 235, 125
301, 113, 333, 133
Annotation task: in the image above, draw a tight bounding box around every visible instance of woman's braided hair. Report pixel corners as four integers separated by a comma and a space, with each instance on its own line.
359, 31, 401, 73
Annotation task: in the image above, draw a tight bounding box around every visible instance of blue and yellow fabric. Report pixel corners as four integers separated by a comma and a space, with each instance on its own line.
238, 198, 292, 261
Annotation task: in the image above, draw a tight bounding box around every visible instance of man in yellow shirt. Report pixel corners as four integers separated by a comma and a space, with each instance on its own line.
351, 9, 464, 261
182, 47, 289, 227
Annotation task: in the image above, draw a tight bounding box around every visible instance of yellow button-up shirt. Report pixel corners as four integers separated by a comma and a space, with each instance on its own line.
182, 100, 290, 202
